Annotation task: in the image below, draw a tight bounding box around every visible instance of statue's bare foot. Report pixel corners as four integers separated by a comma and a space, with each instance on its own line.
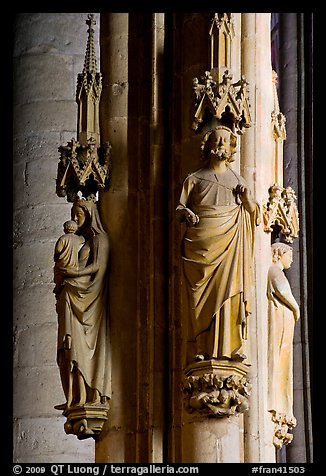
231, 351, 246, 361
194, 353, 209, 362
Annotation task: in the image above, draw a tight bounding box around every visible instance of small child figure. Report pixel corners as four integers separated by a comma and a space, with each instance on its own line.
53, 220, 85, 295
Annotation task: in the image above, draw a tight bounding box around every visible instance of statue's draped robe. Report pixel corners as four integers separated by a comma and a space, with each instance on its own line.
177, 167, 259, 360
267, 264, 295, 420
56, 204, 111, 400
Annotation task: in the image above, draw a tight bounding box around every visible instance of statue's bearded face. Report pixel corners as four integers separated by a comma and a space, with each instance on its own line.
209, 129, 231, 160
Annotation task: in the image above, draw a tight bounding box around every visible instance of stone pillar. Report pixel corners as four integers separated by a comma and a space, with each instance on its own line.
168, 13, 211, 462
278, 13, 313, 463
169, 13, 279, 464
95, 13, 167, 463
181, 361, 248, 462
182, 415, 245, 463
13, 13, 97, 462
241, 13, 276, 463
168, 13, 251, 464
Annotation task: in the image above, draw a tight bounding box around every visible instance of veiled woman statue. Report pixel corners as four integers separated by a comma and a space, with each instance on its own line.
267, 242, 300, 424
176, 126, 260, 364
53, 195, 110, 409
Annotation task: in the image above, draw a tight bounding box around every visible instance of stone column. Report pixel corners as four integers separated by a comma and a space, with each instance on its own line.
278, 13, 313, 463
241, 13, 276, 463
95, 13, 167, 463
181, 361, 248, 462
168, 13, 280, 464
169, 13, 252, 464
168, 13, 211, 462
13, 13, 97, 462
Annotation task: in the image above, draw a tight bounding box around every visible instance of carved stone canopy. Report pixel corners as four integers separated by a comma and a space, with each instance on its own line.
263, 184, 299, 243
192, 70, 251, 135
192, 13, 251, 135
56, 14, 111, 202
56, 137, 111, 202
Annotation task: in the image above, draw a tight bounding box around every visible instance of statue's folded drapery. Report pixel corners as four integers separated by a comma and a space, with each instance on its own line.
177, 168, 259, 360
267, 288, 295, 420
55, 199, 111, 406
56, 232, 110, 398
182, 205, 257, 359
267, 251, 298, 421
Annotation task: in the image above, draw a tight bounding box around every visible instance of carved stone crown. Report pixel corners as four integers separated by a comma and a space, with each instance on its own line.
73, 194, 97, 206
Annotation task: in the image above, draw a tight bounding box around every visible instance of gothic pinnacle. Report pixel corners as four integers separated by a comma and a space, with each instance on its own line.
83, 13, 97, 75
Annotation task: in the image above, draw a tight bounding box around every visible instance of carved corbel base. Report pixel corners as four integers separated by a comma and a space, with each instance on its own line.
183, 359, 251, 417
59, 403, 109, 440
269, 410, 297, 449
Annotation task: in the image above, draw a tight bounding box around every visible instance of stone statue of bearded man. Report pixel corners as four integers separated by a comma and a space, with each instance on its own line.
177, 125, 260, 365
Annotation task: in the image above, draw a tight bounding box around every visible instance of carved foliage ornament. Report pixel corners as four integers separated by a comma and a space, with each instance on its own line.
270, 410, 297, 449
263, 184, 299, 243
183, 372, 251, 417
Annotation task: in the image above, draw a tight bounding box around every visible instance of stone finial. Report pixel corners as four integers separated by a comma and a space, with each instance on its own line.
192, 13, 251, 135
56, 14, 111, 202
209, 13, 235, 73
83, 14, 97, 75
76, 13, 102, 147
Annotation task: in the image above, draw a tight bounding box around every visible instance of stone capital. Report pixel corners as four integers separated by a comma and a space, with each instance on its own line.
183, 359, 251, 417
